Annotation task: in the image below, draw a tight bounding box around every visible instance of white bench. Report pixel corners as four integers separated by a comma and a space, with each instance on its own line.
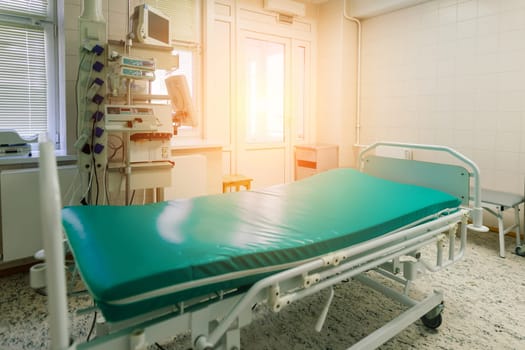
481, 188, 524, 257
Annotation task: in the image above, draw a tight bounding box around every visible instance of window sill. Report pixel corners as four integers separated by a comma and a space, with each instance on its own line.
0, 151, 76, 166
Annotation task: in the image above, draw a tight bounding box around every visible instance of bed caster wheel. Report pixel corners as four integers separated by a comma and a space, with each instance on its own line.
516, 246, 525, 257
421, 313, 442, 329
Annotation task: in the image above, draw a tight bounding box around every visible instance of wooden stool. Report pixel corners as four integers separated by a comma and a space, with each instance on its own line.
222, 174, 253, 193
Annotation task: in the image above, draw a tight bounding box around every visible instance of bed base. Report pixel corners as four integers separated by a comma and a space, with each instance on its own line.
68, 209, 468, 350
79, 284, 443, 350
76, 286, 443, 350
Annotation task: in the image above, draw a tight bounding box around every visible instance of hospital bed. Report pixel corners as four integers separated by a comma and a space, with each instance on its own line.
39, 140, 487, 350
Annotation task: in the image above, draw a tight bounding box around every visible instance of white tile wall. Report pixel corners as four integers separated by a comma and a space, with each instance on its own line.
360, 0, 525, 193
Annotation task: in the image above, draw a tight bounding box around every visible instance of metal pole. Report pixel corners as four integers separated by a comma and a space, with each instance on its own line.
39, 138, 70, 349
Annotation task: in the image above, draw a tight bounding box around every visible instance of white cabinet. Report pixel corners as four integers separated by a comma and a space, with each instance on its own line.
294, 144, 339, 180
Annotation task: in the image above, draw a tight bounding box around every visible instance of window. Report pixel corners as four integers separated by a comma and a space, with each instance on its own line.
0, 0, 64, 149
244, 37, 285, 144
151, 47, 199, 136
151, 49, 194, 97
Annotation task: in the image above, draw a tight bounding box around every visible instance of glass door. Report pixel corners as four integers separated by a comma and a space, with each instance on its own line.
235, 32, 290, 188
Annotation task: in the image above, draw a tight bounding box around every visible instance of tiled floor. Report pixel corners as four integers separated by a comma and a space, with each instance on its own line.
0, 272, 93, 349
1, 231, 524, 350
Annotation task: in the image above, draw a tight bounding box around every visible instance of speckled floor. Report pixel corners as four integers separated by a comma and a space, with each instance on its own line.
1, 231, 524, 350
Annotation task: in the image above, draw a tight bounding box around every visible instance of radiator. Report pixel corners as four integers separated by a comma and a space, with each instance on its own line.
376, 145, 413, 160
0, 165, 77, 262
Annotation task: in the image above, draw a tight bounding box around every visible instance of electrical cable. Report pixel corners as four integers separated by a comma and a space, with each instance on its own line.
107, 134, 124, 161
104, 165, 111, 205
76, 52, 97, 137
76, 50, 100, 205
129, 189, 136, 205
80, 166, 94, 205
75, 51, 90, 137
90, 117, 100, 205
106, 134, 125, 204
86, 310, 97, 341
63, 170, 81, 206
100, 166, 108, 205
116, 172, 124, 203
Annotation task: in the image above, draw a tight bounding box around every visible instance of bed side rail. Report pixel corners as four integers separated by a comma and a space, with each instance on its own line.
359, 142, 488, 232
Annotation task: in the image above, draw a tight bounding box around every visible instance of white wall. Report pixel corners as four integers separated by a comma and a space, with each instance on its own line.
358, 0, 525, 193
317, 0, 358, 167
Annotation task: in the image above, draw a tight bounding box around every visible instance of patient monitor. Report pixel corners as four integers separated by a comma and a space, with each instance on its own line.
132, 5, 171, 47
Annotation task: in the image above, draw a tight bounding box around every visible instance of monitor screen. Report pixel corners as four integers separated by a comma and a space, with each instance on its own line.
148, 10, 170, 46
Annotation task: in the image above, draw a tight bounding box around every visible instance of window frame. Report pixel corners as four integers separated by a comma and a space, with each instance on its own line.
0, 0, 65, 151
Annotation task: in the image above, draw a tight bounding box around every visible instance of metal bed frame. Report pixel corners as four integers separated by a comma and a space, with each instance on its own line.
39, 140, 487, 350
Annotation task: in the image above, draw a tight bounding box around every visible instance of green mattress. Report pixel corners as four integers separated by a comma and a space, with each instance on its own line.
62, 168, 461, 322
